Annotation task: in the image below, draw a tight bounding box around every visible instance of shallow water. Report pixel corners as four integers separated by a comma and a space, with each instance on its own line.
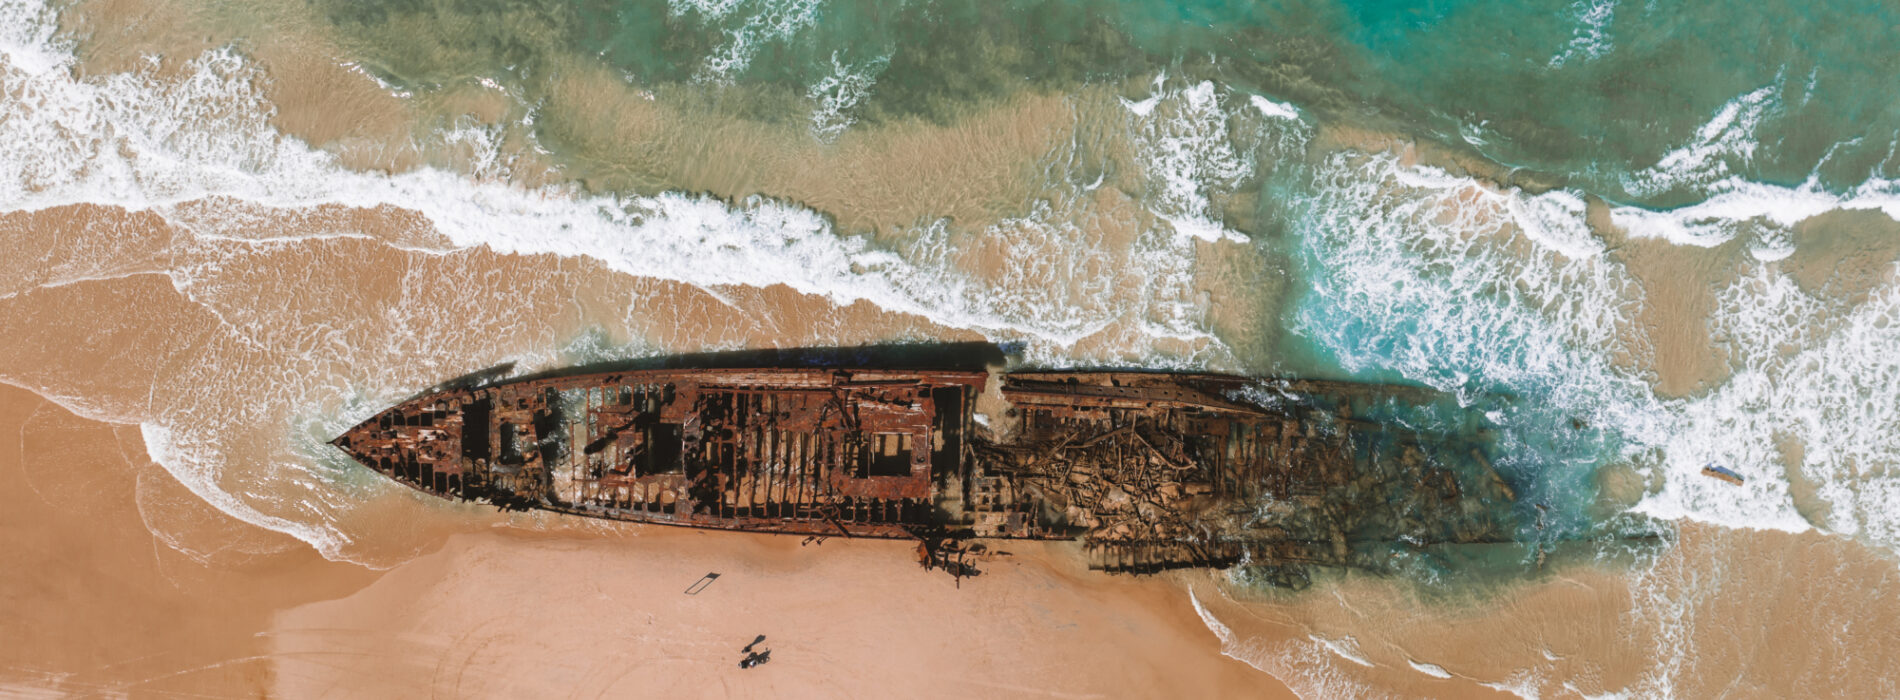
5, 0, 1900, 694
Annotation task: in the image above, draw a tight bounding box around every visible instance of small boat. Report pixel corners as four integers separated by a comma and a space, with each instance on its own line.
1702, 463, 1745, 486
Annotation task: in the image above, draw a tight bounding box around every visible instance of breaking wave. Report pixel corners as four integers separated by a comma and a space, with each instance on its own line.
0, 0, 1261, 560
1609, 83, 1900, 259
6, 0, 1899, 582
1289, 142, 1900, 552
671, 0, 825, 84
805, 49, 889, 142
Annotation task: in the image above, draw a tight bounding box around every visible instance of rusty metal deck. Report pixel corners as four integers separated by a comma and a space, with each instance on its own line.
333, 366, 1516, 574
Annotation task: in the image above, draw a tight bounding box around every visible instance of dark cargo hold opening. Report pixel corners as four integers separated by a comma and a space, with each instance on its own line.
634, 423, 685, 476
461, 398, 491, 461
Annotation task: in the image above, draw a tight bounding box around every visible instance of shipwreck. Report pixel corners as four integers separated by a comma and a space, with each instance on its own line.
331, 359, 1519, 577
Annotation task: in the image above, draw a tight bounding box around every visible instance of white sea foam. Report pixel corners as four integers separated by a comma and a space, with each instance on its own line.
1249, 94, 1299, 121
1187, 589, 1250, 668
805, 50, 889, 142
1290, 144, 1900, 553
1188, 589, 1386, 699
1609, 83, 1900, 259
1480, 671, 1545, 700
1631, 269, 1900, 540
1118, 71, 1167, 117
1296, 125, 1900, 630
1624, 85, 1778, 199
1295, 153, 1656, 419
0, 0, 63, 77
1619, 529, 1701, 698
339, 62, 412, 99
671, 0, 824, 84
1312, 635, 1374, 667
1407, 660, 1453, 679
1124, 77, 1281, 244
1460, 120, 1493, 147
0, 26, 1191, 351
0, 0, 1244, 559
140, 423, 351, 556
1565, 683, 1632, 700
895, 191, 1227, 368
1608, 177, 1900, 256
1505, 188, 1602, 260
1549, 0, 1617, 68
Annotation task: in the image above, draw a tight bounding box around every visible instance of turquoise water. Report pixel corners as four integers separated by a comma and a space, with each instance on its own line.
290, 0, 1900, 577
326, 0, 1900, 198
10, 1, 1900, 691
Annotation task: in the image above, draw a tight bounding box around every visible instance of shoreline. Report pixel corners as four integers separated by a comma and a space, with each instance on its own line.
4, 381, 1299, 698
12, 379, 1900, 698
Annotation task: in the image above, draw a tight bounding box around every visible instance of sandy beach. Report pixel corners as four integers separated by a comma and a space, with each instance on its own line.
14, 371, 1900, 699
1, 383, 1297, 698
272, 531, 1290, 699
9, 0, 1900, 694
0, 383, 369, 696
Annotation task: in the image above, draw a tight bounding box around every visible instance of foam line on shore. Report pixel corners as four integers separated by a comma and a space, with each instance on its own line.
0, 9, 1215, 355
0, 0, 1249, 559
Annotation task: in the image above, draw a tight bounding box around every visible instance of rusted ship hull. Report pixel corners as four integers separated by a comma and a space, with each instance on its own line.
333, 368, 984, 539
332, 366, 1514, 573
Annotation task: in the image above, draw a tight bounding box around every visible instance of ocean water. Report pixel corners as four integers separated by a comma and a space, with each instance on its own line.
5, 0, 1900, 694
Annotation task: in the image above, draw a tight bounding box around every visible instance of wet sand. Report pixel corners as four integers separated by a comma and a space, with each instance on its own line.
15, 366, 1900, 699
10, 0, 1900, 693
0, 380, 1295, 699
4, 159, 1897, 700
5, 63, 1897, 695
0, 383, 370, 696
1191, 522, 1900, 698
